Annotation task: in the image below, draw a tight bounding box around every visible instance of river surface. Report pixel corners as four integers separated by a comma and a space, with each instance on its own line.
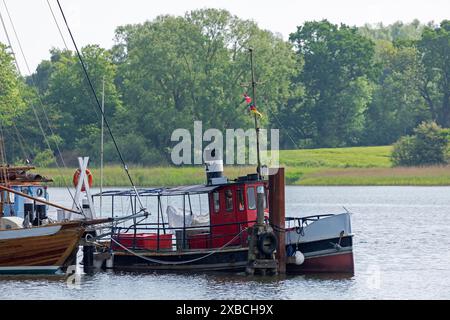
1, 186, 450, 300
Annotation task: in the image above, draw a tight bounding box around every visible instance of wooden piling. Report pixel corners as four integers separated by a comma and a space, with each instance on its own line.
269, 167, 286, 274
83, 245, 94, 273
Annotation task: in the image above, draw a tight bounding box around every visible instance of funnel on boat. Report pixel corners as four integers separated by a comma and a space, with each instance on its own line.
204, 148, 227, 185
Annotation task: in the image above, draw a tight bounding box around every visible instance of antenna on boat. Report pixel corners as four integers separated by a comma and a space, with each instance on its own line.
249, 48, 262, 180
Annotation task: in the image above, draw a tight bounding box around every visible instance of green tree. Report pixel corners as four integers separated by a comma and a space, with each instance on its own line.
289, 20, 376, 147
41, 46, 123, 164
364, 40, 429, 145
0, 43, 25, 126
417, 20, 450, 127
0, 43, 31, 164
114, 9, 296, 162
359, 20, 424, 42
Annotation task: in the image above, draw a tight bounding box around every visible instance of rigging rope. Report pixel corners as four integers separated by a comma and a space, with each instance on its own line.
0, 122, 9, 186
266, 107, 300, 150
0, 3, 20, 74
1, 0, 82, 213
55, 0, 147, 215
11, 122, 32, 162
45, 0, 68, 50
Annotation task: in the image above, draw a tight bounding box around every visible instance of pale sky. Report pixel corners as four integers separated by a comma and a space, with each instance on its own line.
0, 0, 448, 74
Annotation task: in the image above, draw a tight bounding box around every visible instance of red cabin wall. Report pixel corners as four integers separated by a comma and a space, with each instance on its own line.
207, 181, 267, 248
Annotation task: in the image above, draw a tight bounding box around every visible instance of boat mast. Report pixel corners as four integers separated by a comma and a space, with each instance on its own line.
100, 76, 105, 215
249, 48, 262, 179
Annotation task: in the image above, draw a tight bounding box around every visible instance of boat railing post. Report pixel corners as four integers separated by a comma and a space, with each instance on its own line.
34, 201, 41, 226
159, 198, 166, 235
256, 186, 265, 227
131, 195, 137, 250
207, 195, 212, 249
183, 194, 186, 249
157, 195, 161, 252
111, 195, 114, 219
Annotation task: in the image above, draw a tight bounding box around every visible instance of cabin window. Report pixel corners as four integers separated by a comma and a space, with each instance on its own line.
247, 187, 256, 210
237, 189, 245, 211
225, 189, 233, 212
213, 192, 220, 213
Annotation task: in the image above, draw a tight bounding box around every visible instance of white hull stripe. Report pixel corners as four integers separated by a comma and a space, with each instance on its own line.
0, 225, 62, 240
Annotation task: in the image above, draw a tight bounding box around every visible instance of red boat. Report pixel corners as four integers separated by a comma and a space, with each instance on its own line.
90, 49, 353, 274
94, 163, 354, 274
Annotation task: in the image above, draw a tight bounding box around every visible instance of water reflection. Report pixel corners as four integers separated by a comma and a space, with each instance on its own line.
2, 186, 450, 299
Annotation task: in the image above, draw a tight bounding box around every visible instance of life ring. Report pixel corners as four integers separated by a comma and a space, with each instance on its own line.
73, 169, 93, 192
257, 232, 278, 256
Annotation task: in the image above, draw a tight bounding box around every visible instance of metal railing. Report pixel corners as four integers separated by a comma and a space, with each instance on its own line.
110, 219, 258, 253
285, 214, 335, 229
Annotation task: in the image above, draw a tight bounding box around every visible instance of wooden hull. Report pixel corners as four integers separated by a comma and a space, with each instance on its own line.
0, 222, 85, 275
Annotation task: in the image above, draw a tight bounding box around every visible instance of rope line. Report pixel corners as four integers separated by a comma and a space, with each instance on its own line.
0, 3, 20, 73
1, 0, 82, 213
56, 0, 147, 215
267, 107, 300, 150
109, 228, 248, 265
45, 0, 68, 50
11, 122, 32, 162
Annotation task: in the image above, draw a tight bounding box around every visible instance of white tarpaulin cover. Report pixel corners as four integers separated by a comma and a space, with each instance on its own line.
166, 206, 209, 229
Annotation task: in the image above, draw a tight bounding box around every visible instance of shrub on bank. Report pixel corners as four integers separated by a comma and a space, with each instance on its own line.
33, 149, 56, 168
391, 122, 449, 166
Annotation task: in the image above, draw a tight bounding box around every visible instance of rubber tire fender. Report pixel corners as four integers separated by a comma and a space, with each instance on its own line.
257, 232, 278, 256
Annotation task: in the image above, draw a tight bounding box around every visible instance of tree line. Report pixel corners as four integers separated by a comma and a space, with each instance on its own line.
0, 9, 448, 166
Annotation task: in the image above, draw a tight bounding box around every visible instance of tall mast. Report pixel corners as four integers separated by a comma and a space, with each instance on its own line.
249, 48, 262, 179
100, 76, 105, 215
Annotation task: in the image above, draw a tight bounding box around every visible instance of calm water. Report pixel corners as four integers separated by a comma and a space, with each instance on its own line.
1, 186, 450, 300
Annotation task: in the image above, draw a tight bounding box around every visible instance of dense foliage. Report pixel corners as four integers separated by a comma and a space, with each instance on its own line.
0, 43, 25, 125
391, 122, 449, 166
0, 9, 448, 166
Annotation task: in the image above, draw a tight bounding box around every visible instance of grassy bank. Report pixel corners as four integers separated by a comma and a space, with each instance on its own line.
37, 145, 450, 186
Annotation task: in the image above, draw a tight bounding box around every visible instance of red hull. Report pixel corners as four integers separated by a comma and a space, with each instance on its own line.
287, 251, 354, 274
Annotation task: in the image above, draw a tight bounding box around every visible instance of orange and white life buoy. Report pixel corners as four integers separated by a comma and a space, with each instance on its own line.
73, 169, 93, 192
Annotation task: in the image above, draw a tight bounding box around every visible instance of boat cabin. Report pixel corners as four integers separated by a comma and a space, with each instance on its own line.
0, 166, 52, 228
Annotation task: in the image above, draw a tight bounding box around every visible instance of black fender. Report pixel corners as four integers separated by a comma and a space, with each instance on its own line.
257, 232, 278, 256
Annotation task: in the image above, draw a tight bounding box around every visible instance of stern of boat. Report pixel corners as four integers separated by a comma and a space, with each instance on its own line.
285, 212, 354, 274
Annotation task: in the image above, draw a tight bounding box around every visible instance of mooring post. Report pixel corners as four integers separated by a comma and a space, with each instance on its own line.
83, 245, 94, 274
269, 167, 286, 274
256, 185, 265, 226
